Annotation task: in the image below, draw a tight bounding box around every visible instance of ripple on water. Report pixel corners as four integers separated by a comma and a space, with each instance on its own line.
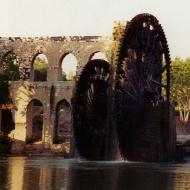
0, 156, 190, 190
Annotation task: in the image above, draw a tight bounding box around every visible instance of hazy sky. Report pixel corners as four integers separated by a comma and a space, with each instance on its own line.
0, 0, 190, 58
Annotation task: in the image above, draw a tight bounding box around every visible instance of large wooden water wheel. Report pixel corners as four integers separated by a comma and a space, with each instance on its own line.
115, 13, 171, 160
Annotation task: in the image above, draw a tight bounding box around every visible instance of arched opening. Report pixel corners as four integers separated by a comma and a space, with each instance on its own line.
32, 53, 48, 81
90, 52, 108, 61
59, 53, 77, 81
54, 100, 72, 154
26, 99, 43, 143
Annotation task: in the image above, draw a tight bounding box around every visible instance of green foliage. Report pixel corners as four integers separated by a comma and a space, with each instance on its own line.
170, 57, 190, 124
0, 53, 19, 104
3, 54, 20, 81
67, 70, 75, 80
0, 77, 10, 104
33, 57, 48, 81
61, 71, 67, 81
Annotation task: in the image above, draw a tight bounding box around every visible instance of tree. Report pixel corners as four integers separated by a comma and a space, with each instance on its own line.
33, 56, 48, 81
170, 57, 190, 124
61, 71, 67, 81
0, 53, 20, 104
3, 54, 20, 81
67, 70, 74, 80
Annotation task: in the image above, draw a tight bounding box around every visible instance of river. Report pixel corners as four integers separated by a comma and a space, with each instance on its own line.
0, 156, 190, 190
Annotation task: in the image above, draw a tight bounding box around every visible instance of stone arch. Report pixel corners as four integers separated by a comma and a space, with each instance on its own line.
26, 99, 44, 143
58, 53, 78, 81
0, 51, 20, 80
53, 99, 72, 148
89, 51, 108, 61
31, 53, 48, 81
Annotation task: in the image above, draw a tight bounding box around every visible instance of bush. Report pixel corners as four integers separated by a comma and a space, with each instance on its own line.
25, 137, 37, 144
0, 134, 12, 155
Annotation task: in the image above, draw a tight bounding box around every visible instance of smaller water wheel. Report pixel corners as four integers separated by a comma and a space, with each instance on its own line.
72, 59, 110, 160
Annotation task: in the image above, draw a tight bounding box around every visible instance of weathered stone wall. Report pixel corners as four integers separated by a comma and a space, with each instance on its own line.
0, 36, 112, 80
9, 81, 74, 143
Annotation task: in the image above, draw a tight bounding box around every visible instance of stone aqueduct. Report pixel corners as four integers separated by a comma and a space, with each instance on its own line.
0, 36, 112, 151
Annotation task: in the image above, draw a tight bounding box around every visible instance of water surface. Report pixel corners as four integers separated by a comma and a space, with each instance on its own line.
0, 156, 190, 190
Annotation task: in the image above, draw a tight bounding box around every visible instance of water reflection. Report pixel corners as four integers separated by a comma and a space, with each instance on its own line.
0, 157, 69, 190
172, 166, 190, 190
67, 167, 118, 190
117, 166, 172, 190
8, 158, 26, 190
0, 157, 190, 190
